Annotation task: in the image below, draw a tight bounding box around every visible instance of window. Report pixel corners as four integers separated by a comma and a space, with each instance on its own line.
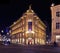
56, 35, 60, 42
22, 27, 23, 30
28, 22, 32, 31
23, 21, 24, 24
56, 23, 60, 29
56, 12, 60, 17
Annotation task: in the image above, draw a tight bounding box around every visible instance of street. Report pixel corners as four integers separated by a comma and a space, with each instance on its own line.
0, 44, 60, 53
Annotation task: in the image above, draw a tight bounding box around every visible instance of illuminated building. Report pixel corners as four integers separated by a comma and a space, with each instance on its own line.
10, 5, 46, 45
51, 4, 60, 45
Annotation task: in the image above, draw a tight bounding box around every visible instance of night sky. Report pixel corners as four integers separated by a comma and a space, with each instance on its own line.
0, 0, 60, 36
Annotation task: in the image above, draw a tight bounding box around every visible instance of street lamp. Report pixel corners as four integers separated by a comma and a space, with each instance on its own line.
7, 32, 9, 35
1, 30, 4, 33
1, 30, 4, 36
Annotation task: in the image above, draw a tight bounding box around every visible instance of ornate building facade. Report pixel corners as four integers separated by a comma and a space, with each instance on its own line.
51, 4, 60, 45
10, 6, 46, 45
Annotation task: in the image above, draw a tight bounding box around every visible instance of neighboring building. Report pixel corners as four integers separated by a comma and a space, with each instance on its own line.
0, 34, 2, 41
51, 4, 60, 45
10, 5, 46, 45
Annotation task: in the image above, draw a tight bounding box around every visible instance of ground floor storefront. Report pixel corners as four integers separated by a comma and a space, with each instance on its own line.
11, 32, 46, 45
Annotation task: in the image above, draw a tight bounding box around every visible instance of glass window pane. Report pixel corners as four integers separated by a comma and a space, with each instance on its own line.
28, 22, 32, 31
56, 12, 60, 17
56, 23, 60, 29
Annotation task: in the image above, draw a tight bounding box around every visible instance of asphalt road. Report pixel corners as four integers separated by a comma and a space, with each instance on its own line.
0, 44, 60, 53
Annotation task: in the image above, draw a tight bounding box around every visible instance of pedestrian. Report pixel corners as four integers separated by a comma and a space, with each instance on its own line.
53, 41, 58, 47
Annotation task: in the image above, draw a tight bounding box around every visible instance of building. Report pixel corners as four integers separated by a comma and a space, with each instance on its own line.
10, 5, 46, 45
51, 4, 60, 45
0, 34, 2, 41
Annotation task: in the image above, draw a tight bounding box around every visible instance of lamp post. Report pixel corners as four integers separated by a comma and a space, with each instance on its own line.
7, 32, 9, 35
1, 30, 4, 33
1, 30, 4, 36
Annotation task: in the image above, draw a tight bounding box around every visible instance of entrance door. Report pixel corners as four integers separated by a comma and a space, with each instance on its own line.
28, 38, 32, 45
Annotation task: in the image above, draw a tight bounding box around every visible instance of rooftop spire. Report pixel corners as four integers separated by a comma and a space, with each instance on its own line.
27, 4, 34, 13
29, 4, 32, 10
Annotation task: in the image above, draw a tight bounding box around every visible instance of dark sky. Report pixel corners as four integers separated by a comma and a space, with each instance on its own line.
0, 0, 60, 35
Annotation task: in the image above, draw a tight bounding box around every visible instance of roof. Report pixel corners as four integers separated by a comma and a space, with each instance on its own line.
10, 5, 46, 28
